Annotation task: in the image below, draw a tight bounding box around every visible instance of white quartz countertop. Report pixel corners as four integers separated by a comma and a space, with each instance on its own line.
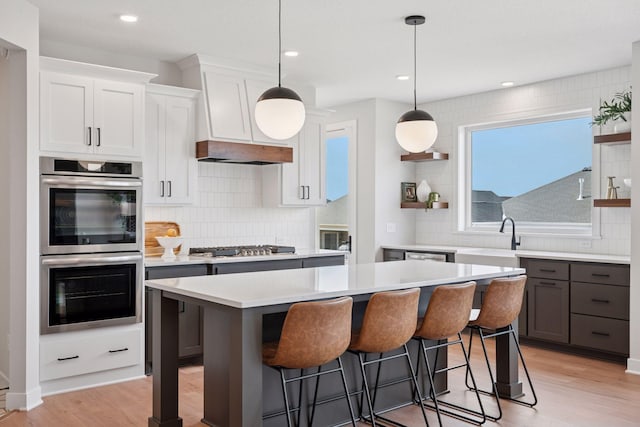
381, 245, 630, 265
145, 260, 525, 309
144, 249, 345, 267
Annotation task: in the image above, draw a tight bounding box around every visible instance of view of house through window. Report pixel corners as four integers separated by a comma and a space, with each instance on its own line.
468, 115, 593, 231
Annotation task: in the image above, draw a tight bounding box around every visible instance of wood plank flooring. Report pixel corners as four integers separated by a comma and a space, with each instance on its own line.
1, 341, 640, 426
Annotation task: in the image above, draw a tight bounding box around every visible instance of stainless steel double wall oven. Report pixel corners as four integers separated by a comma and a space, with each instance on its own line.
40, 157, 143, 334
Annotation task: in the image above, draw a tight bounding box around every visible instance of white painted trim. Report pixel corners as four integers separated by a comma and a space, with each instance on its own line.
40, 56, 157, 83
146, 83, 200, 98
41, 374, 146, 397
5, 385, 43, 411
626, 358, 640, 375
0, 370, 8, 388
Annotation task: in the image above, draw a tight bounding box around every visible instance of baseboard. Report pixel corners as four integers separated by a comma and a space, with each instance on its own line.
626, 358, 640, 375
5, 386, 43, 411
0, 370, 9, 389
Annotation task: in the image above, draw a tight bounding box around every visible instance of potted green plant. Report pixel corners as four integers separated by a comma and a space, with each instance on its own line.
592, 89, 632, 133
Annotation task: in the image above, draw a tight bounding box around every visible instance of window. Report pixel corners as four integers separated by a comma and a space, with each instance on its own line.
460, 112, 595, 235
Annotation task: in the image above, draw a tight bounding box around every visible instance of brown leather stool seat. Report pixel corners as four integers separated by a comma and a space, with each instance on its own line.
466, 275, 537, 421
413, 281, 485, 426
263, 296, 357, 427
348, 288, 430, 426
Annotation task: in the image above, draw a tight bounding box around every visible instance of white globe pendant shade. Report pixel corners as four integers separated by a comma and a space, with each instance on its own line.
395, 109, 438, 153
255, 86, 306, 140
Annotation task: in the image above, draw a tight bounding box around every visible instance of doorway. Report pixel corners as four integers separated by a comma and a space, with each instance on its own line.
316, 121, 357, 264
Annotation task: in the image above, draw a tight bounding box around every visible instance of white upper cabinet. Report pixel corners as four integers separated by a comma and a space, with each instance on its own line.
263, 110, 328, 207
202, 72, 252, 142
39, 57, 156, 160
145, 85, 199, 205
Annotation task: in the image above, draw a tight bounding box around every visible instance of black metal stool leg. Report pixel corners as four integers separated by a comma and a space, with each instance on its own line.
419, 339, 443, 426
337, 356, 358, 427
465, 327, 475, 390
279, 368, 294, 427
509, 326, 538, 407
358, 352, 378, 427
308, 366, 321, 426
477, 328, 503, 421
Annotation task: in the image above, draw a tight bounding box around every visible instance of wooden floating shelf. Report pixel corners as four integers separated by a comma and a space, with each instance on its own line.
593, 198, 630, 207
593, 132, 631, 145
400, 152, 449, 162
401, 201, 449, 209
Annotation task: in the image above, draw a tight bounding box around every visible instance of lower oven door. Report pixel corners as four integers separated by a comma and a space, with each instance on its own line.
40, 252, 143, 334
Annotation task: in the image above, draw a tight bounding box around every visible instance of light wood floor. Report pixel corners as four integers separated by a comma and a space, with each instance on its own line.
2, 341, 640, 427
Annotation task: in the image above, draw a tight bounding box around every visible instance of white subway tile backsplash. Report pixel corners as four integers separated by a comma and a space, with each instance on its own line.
145, 162, 313, 250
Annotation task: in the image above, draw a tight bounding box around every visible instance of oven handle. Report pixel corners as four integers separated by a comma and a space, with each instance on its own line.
42, 253, 143, 266
41, 176, 142, 188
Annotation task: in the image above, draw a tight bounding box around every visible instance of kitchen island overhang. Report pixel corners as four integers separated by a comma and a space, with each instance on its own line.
147, 260, 526, 427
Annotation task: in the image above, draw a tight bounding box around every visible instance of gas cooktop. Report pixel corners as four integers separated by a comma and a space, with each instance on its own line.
189, 245, 295, 257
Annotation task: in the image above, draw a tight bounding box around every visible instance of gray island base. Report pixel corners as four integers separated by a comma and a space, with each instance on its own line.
146, 260, 526, 427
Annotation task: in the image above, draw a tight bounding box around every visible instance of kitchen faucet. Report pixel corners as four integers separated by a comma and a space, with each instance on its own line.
500, 217, 521, 250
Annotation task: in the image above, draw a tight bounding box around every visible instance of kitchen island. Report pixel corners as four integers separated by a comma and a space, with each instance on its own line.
146, 260, 526, 427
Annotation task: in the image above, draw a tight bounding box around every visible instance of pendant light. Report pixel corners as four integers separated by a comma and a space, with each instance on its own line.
255, 0, 306, 140
395, 15, 438, 153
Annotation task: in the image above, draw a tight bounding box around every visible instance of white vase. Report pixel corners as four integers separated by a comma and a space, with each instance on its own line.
613, 113, 631, 133
416, 180, 431, 203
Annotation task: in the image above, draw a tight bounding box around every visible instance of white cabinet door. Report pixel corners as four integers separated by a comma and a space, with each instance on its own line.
203, 72, 252, 141
144, 94, 166, 204
300, 116, 325, 206
163, 96, 197, 204
93, 79, 143, 158
245, 79, 292, 146
280, 135, 306, 205
40, 72, 94, 154
144, 88, 197, 206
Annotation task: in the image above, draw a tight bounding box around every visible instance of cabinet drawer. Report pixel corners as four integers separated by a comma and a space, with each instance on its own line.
524, 259, 569, 280
571, 263, 629, 286
41, 328, 141, 381
570, 314, 629, 355
383, 249, 405, 262
571, 282, 629, 320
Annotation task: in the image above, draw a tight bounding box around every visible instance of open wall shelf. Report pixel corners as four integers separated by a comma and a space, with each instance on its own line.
593, 132, 631, 145
400, 152, 449, 162
401, 201, 449, 209
593, 198, 630, 207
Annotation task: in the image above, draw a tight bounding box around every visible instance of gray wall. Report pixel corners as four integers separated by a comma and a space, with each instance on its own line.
0, 49, 9, 387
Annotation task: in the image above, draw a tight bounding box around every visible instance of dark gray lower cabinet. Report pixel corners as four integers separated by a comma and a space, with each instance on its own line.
215, 259, 302, 274
301, 255, 345, 268
520, 257, 630, 356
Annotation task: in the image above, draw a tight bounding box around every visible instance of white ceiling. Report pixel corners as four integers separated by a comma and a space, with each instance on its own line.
28, 0, 640, 107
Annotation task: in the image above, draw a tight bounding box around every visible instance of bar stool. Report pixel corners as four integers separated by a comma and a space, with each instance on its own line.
465, 275, 537, 421
348, 288, 430, 427
262, 296, 357, 427
413, 281, 485, 426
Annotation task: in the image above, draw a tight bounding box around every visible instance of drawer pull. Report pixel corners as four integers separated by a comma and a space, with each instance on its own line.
108, 347, 129, 354
57, 355, 79, 361
591, 331, 610, 337
591, 298, 610, 304
591, 273, 610, 278
539, 268, 557, 273
539, 281, 556, 286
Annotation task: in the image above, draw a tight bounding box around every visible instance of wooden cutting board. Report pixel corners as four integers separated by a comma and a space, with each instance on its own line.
145, 221, 181, 257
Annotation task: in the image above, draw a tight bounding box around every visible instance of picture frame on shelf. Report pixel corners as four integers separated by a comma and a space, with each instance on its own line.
401, 182, 417, 202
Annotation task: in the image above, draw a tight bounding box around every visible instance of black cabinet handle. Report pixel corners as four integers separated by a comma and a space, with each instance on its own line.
168, 180, 172, 197
539, 268, 556, 273
592, 273, 610, 278
539, 281, 557, 286
108, 347, 129, 354
87, 127, 92, 146
160, 180, 165, 197
57, 355, 79, 361
96, 127, 101, 146
179, 301, 186, 313
591, 298, 610, 304
591, 331, 610, 337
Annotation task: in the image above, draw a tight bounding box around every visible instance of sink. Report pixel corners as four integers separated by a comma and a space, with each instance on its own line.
454, 248, 519, 267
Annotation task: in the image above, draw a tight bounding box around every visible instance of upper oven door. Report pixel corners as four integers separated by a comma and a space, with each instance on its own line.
40, 174, 143, 255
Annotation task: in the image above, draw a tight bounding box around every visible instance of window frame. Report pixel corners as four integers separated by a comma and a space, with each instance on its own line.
457, 110, 601, 238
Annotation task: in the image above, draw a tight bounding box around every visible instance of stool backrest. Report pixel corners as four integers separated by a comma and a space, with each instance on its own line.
416, 281, 476, 340
350, 288, 420, 354
270, 296, 353, 369
472, 275, 527, 330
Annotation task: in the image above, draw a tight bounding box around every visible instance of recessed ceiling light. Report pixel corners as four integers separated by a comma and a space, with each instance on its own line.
119, 14, 138, 23
396, 75, 410, 81
501, 81, 515, 87
283, 50, 299, 57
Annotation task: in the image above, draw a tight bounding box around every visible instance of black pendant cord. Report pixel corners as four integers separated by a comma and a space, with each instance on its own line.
278, 0, 282, 88
413, 21, 417, 111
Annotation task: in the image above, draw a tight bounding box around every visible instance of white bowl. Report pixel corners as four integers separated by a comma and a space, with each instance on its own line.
624, 178, 631, 188
155, 236, 183, 260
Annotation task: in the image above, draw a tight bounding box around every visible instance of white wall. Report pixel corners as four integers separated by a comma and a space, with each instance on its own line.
415, 67, 632, 255
628, 41, 640, 375
0, 49, 10, 388
145, 162, 314, 250
40, 39, 181, 86
0, 0, 42, 410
